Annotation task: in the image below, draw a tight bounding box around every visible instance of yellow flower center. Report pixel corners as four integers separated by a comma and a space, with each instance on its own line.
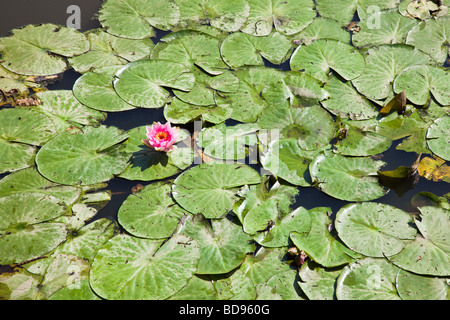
156, 131, 168, 140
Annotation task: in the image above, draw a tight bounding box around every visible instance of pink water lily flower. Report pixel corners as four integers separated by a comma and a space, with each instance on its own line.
142, 122, 179, 152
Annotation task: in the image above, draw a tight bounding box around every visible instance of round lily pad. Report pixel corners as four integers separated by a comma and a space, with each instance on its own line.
396, 269, 449, 300
36, 125, 130, 186
309, 152, 388, 202
118, 181, 187, 239
426, 115, 450, 161
0, 107, 57, 173
164, 97, 233, 124
172, 162, 261, 219
0, 24, 89, 76
290, 39, 365, 82
335, 202, 417, 257
0, 193, 68, 265
98, 0, 179, 39
393, 65, 450, 106
289, 17, 351, 46
90, 233, 200, 300
241, 0, 316, 36
336, 258, 402, 300
113, 59, 195, 108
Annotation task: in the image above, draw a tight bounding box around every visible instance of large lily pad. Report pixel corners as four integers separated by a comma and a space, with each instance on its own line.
98, 0, 179, 39
0, 24, 89, 76
90, 233, 200, 300
396, 269, 449, 300
118, 125, 193, 181
426, 115, 450, 161
290, 40, 365, 82
36, 125, 130, 186
0, 193, 68, 265
172, 162, 261, 219
309, 152, 388, 201
113, 59, 195, 109
241, 0, 316, 36
336, 258, 402, 300
335, 202, 417, 257
393, 65, 450, 106
181, 214, 254, 274
118, 181, 187, 239
351, 45, 434, 101
68, 29, 154, 73
289, 17, 351, 46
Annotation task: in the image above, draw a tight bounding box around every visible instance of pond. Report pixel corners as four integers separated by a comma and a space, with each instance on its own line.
0, 0, 449, 301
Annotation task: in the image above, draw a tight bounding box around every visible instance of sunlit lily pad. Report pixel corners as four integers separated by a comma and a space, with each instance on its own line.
0, 24, 89, 76
351, 45, 434, 101
68, 29, 153, 73
119, 125, 193, 181
90, 233, 200, 300
396, 269, 449, 300
72, 66, 136, 112
0, 268, 42, 300
0, 107, 56, 173
426, 115, 450, 161
118, 181, 187, 239
174, 0, 250, 32
98, 0, 179, 39
388, 206, 450, 276
182, 214, 254, 274
290, 40, 365, 82
309, 152, 388, 201
172, 162, 261, 219
0, 193, 68, 265
113, 59, 195, 108
335, 202, 417, 257
34, 90, 107, 131
289, 17, 351, 46
220, 31, 292, 68
255, 269, 303, 300
290, 207, 361, 267
336, 258, 402, 300
241, 0, 316, 36
352, 9, 418, 47
36, 125, 130, 185
406, 15, 450, 65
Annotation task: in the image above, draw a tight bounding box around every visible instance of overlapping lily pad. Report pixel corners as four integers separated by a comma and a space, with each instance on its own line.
0, 24, 89, 76
426, 115, 450, 161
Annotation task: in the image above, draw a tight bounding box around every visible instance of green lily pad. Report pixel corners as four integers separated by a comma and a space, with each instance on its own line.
0, 268, 42, 300
0, 193, 68, 265
351, 45, 434, 101
388, 206, 450, 276
181, 214, 254, 274
315, 0, 401, 25
90, 233, 200, 300
335, 202, 417, 257
396, 269, 449, 300
0, 107, 57, 173
34, 90, 107, 131
0, 65, 42, 97
257, 104, 336, 151
336, 258, 402, 300
241, 0, 316, 36
290, 207, 361, 267
73, 66, 136, 112
98, 0, 179, 39
197, 123, 259, 160
290, 40, 365, 82
48, 279, 100, 300
118, 125, 193, 181
321, 77, 379, 120
426, 115, 450, 161
309, 152, 388, 201
220, 31, 292, 68
393, 65, 450, 106
0, 24, 89, 76
352, 9, 418, 47
36, 125, 130, 186
172, 162, 261, 219
68, 29, 153, 74
289, 17, 351, 46
406, 16, 450, 65
118, 181, 187, 239
168, 275, 218, 300
174, 0, 250, 32
113, 59, 195, 108
164, 96, 232, 124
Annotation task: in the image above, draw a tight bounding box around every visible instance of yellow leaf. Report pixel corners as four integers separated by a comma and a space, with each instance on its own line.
418, 156, 450, 183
